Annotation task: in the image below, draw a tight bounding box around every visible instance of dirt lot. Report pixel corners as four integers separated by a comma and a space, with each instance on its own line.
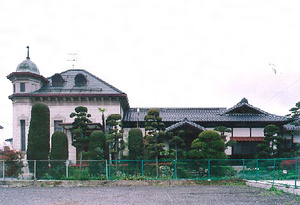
0, 185, 299, 205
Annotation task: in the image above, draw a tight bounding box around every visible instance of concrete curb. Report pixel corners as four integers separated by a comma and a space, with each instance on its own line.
246, 180, 300, 196
0, 179, 202, 188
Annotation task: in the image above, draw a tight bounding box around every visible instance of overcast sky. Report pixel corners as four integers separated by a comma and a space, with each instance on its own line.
1, 0, 300, 143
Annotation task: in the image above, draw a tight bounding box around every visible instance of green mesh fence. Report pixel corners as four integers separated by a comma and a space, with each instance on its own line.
1, 158, 299, 189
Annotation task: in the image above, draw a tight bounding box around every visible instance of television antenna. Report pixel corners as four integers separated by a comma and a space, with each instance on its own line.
67, 53, 78, 68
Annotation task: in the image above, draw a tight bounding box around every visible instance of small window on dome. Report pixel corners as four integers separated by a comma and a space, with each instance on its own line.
74, 73, 87, 87
52, 74, 64, 87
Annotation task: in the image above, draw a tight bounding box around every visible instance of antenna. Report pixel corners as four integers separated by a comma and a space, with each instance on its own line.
67, 53, 78, 68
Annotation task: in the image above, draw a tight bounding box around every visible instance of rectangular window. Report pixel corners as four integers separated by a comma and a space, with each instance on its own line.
54, 120, 63, 132
13, 84, 16, 93
20, 120, 26, 151
20, 83, 25, 92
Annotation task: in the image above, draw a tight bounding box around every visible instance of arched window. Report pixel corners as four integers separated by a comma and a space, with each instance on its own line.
74, 73, 87, 86
52, 73, 64, 86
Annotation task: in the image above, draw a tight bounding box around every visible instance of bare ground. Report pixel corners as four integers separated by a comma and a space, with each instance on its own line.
0, 185, 299, 205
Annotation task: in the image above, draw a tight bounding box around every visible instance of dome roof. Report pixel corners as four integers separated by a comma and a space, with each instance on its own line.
16, 58, 40, 75
16, 46, 40, 75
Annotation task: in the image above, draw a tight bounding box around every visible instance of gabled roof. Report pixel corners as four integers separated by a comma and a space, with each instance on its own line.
33, 69, 126, 96
165, 118, 206, 132
222, 98, 268, 115
123, 99, 287, 123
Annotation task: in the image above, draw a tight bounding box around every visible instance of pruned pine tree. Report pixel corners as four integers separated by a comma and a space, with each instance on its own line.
257, 124, 284, 159
168, 130, 186, 160
70, 106, 91, 171
188, 130, 227, 159
106, 114, 123, 161
144, 109, 165, 177
214, 126, 236, 148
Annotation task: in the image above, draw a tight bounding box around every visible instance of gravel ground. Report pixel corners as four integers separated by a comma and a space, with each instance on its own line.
0, 185, 299, 205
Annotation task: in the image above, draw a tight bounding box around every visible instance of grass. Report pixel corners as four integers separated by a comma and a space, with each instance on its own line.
195, 179, 246, 186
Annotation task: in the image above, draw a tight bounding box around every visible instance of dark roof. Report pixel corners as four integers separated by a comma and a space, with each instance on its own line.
283, 119, 300, 131
123, 99, 287, 123
165, 118, 206, 132
223, 98, 268, 115
34, 69, 126, 95
0, 125, 3, 129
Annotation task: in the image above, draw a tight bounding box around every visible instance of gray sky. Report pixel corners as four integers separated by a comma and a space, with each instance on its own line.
1, 0, 300, 143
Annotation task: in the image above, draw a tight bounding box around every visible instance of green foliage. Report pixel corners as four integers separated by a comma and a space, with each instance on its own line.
27, 102, 50, 178
89, 130, 107, 176
106, 114, 123, 160
70, 106, 92, 151
167, 130, 186, 160
214, 126, 236, 148
144, 109, 165, 159
50, 131, 68, 160
128, 128, 144, 160
188, 130, 227, 159
49, 131, 68, 178
257, 124, 285, 158
1, 146, 24, 178
286, 101, 300, 119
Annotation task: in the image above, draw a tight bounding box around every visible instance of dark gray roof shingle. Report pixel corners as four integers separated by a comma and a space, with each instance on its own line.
33, 69, 125, 95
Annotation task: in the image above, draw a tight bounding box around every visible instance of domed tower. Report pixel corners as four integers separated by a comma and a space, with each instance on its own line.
7, 47, 48, 152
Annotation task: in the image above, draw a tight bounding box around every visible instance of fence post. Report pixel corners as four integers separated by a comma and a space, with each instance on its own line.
255, 159, 258, 182
106, 160, 108, 180
108, 160, 111, 180
66, 160, 69, 179
295, 157, 298, 189
174, 160, 177, 179
273, 158, 276, 186
141, 160, 144, 177
208, 159, 211, 181
2, 161, 5, 180
34, 160, 37, 180
242, 159, 245, 179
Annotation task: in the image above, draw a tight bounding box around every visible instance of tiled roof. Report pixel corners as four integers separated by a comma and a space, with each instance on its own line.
123, 106, 287, 123
230, 137, 264, 142
33, 69, 126, 95
165, 118, 206, 132
283, 119, 300, 131
223, 98, 268, 115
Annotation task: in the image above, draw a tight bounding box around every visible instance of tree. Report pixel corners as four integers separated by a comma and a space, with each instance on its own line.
128, 128, 144, 160
98, 107, 106, 133
188, 130, 227, 159
89, 130, 106, 176
167, 130, 186, 160
257, 124, 285, 158
286, 102, 300, 120
50, 131, 68, 178
70, 106, 91, 171
106, 114, 123, 161
144, 108, 165, 177
214, 126, 236, 148
27, 102, 50, 178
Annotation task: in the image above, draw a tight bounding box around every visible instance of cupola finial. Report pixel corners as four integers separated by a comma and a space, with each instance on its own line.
26, 46, 30, 60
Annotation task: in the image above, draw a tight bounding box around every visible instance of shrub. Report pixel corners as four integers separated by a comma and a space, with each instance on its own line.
27, 102, 50, 178
50, 131, 68, 179
280, 159, 299, 170
1, 146, 24, 178
89, 130, 106, 176
128, 128, 143, 160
